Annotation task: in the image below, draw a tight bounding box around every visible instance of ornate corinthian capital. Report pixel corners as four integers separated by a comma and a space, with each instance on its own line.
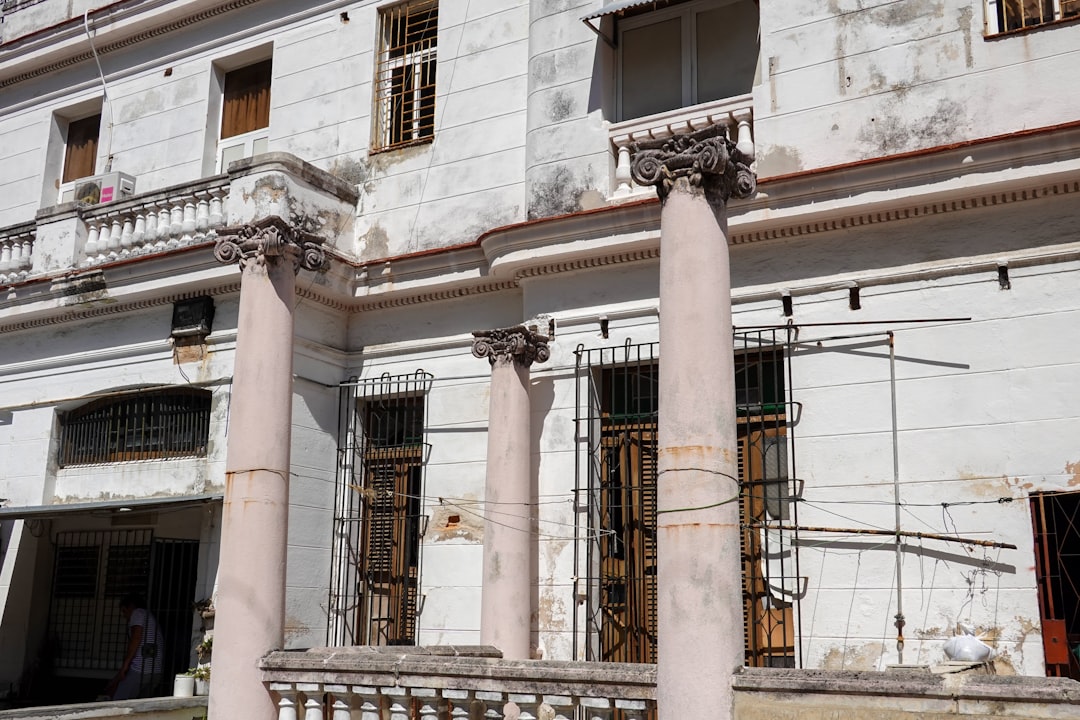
472, 326, 551, 368
630, 124, 756, 203
214, 215, 325, 273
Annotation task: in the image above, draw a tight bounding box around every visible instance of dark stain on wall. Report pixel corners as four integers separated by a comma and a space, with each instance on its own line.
528, 164, 597, 219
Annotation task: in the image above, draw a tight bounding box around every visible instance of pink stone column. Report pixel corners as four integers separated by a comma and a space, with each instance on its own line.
472, 326, 550, 659
631, 126, 756, 720
208, 218, 324, 720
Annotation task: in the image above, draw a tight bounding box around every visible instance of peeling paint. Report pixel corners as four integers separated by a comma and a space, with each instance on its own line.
429, 502, 484, 542
821, 642, 884, 671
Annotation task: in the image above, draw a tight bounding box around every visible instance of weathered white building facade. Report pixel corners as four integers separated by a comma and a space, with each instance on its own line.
1, 0, 1079, 714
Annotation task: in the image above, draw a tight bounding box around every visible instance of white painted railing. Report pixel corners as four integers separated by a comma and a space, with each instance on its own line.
261, 647, 656, 720
0, 223, 35, 286
81, 179, 229, 266
608, 95, 755, 200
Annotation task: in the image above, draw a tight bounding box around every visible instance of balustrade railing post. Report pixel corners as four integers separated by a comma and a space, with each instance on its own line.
156, 205, 171, 249
580, 697, 612, 720
325, 685, 352, 720
443, 688, 470, 720
271, 683, 299, 720
120, 216, 135, 255
353, 687, 382, 720
510, 694, 538, 720
540, 696, 574, 720
414, 687, 440, 720
196, 192, 211, 233
384, 687, 411, 720
108, 218, 123, 258
303, 692, 324, 720
476, 691, 507, 720
732, 107, 755, 161
132, 211, 146, 251
615, 699, 647, 720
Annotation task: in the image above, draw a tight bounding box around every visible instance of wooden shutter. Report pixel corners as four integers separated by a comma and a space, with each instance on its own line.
220, 60, 272, 139
63, 114, 101, 183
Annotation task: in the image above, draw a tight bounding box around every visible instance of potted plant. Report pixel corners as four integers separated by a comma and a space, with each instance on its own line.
196, 634, 212, 663
173, 669, 195, 697
192, 663, 211, 696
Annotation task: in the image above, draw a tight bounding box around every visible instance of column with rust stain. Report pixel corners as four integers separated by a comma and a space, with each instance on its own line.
208, 217, 324, 720
472, 326, 550, 659
630, 125, 756, 720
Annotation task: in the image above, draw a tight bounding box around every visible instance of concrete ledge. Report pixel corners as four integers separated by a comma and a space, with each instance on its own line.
0, 696, 208, 719
260, 646, 657, 699
227, 152, 359, 206
733, 667, 1080, 703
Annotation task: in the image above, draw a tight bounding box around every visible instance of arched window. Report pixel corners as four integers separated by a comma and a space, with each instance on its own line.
59, 388, 212, 466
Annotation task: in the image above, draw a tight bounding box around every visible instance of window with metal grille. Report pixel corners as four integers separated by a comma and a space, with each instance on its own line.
48, 530, 199, 682
1030, 491, 1080, 680
58, 388, 212, 466
575, 334, 801, 667
373, 0, 437, 151
329, 371, 433, 646
988, 0, 1080, 32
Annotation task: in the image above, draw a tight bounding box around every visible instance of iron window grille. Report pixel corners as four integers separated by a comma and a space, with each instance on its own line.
58, 387, 212, 466
47, 530, 200, 683
989, 0, 1080, 32
574, 332, 802, 667
329, 371, 433, 647
373, 0, 438, 151
1030, 491, 1080, 680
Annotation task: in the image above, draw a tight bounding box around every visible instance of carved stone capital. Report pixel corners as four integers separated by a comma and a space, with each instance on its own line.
214, 216, 325, 273
472, 326, 550, 368
630, 124, 756, 204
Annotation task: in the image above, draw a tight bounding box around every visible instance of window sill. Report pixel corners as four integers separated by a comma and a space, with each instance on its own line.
370, 135, 435, 156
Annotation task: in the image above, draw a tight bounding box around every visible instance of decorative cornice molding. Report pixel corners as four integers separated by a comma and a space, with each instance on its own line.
729, 178, 1080, 245
215, 216, 325, 274
0, 283, 239, 334
353, 281, 518, 312
631, 124, 756, 203
0, 0, 263, 89
472, 326, 551, 368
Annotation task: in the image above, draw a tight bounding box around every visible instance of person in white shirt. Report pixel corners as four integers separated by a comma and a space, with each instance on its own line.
106, 594, 162, 700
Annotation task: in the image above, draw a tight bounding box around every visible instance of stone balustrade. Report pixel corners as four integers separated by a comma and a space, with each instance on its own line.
260, 646, 656, 720
0, 222, 36, 286
608, 95, 755, 199
81, 177, 229, 266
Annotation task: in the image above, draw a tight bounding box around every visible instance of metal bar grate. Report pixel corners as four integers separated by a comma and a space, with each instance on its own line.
1030, 491, 1080, 680
373, 0, 438, 151
574, 333, 801, 667
48, 529, 152, 671
329, 371, 433, 646
58, 388, 212, 466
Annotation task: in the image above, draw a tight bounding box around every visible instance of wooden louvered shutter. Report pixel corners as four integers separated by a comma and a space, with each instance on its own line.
63, 114, 100, 183
221, 60, 272, 140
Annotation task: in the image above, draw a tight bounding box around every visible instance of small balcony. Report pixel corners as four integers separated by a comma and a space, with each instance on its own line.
260, 646, 655, 720
607, 95, 755, 201
260, 646, 1080, 720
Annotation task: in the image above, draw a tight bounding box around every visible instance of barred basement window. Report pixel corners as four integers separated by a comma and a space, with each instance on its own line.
59, 388, 212, 466
373, 0, 437, 151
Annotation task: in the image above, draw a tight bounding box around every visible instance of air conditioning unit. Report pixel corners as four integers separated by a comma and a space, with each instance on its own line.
61, 172, 137, 205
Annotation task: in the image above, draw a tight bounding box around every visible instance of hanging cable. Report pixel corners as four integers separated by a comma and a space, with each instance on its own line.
83, 10, 115, 172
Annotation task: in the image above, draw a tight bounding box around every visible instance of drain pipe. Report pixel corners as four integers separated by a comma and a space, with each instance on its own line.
84, 10, 114, 172
888, 331, 905, 663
